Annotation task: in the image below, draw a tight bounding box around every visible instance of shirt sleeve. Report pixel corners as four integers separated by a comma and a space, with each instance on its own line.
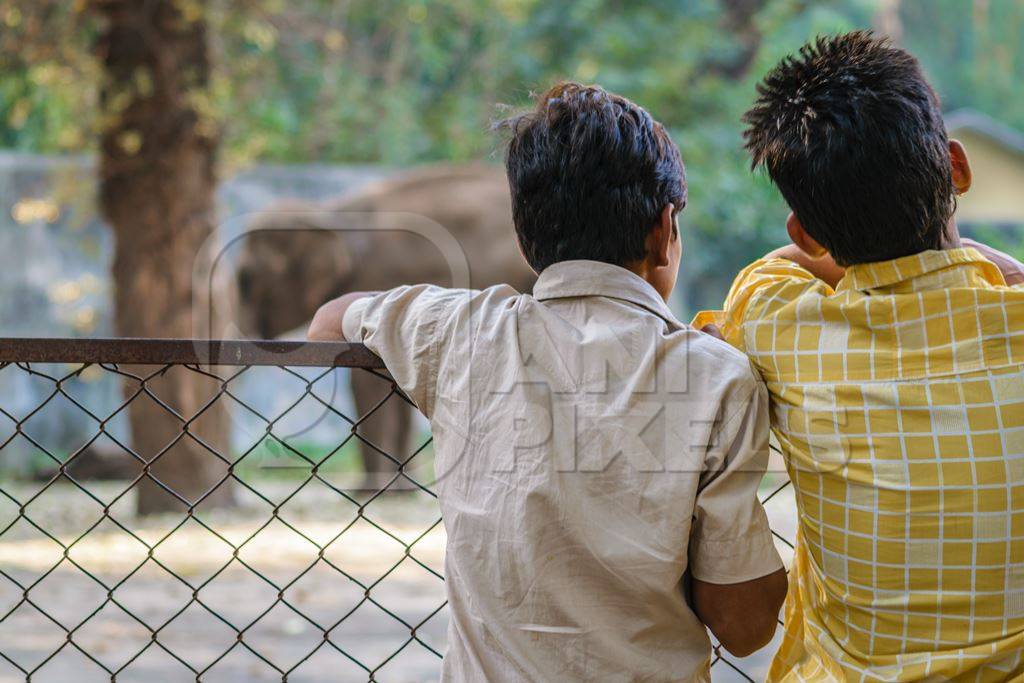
342, 284, 471, 418
688, 379, 783, 584
691, 257, 828, 352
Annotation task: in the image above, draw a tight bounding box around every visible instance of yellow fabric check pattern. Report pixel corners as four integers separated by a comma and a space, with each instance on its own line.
694, 248, 1024, 682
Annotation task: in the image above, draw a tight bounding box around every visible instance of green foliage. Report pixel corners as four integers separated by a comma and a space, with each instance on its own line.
0, 1, 99, 152
3, 0, 1024, 312
968, 224, 1024, 262
902, 0, 1024, 131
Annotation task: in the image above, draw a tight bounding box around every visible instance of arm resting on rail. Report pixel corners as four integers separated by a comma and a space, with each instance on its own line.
307, 292, 378, 342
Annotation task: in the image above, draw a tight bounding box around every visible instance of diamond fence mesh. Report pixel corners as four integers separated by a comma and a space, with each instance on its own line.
0, 338, 795, 682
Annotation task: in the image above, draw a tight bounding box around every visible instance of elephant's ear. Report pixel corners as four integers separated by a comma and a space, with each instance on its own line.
303, 208, 356, 290
230, 202, 358, 338
294, 224, 355, 297
257, 201, 356, 286
278, 210, 358, 317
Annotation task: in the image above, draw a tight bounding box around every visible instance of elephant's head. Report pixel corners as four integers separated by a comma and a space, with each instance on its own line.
234, 204, 354, 339
231, 164, 535, 340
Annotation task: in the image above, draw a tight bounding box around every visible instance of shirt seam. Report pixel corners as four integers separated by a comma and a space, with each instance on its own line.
419, 294, 449, 418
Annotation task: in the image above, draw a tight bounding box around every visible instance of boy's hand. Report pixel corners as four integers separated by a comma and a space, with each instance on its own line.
307, 292, 377, 342
699, 324, 724, 340
961, 238, 1024, 286
765, 244, 846, 289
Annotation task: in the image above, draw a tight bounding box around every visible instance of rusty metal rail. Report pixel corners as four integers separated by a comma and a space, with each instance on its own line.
0, 338, 384, 368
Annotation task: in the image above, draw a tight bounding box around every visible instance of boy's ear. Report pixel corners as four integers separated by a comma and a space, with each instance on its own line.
786, 212, 828, 259
650, 203, 676, 268
949, 139, 972, 195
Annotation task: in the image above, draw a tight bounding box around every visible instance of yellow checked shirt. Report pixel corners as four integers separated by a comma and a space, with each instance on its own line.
694, 248, 1024, 682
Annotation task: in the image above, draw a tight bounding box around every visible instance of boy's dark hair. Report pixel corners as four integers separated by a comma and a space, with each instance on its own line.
743, 31, 954, 266
497, 82, 686, 273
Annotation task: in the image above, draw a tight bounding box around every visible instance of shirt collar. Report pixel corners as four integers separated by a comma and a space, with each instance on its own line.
835, 247, 1000, 292
533, 260, 680, 326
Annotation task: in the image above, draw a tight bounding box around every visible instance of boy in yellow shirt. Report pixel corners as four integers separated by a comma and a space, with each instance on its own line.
696, 31, 1024, 681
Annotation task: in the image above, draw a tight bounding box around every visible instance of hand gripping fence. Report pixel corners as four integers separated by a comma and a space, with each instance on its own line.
0, 338, 794, 682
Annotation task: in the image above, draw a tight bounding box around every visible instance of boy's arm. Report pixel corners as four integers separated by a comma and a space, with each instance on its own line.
692, 569, 787, 657
309, 284, 472, 418
960, 238, 1024, 286
763, 243, 846, 289
688, 379, 786, 657
692, 255, 826, 351
767, 238, 1024, 287
308, 292, 379, 342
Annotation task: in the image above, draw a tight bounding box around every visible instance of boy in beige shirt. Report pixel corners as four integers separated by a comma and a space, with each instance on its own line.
309, 82, 786, 682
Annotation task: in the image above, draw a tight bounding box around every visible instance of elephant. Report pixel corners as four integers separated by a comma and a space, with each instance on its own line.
232, 163, 536, 490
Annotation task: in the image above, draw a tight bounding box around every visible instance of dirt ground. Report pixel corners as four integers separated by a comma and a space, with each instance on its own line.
0, 476, 797, 682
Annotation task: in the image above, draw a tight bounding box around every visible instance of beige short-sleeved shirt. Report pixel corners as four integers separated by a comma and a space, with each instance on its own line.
344, 260, 782, 682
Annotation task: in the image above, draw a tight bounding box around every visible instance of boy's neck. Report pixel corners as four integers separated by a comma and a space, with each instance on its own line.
623, 258, 672, 303
940, 219, 963, 250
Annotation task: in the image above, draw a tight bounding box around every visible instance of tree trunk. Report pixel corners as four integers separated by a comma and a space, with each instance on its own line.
874, 0, 903, 43
712, 0, 769, 80
94, 0, 233, 515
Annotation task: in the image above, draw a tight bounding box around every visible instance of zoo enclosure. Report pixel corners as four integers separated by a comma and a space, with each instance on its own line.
0, 338, 794, 682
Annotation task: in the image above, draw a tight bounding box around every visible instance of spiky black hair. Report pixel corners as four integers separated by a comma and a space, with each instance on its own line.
743, 31, 954, 266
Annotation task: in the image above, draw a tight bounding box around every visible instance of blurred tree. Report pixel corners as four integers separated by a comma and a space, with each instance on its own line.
0, 1, 98, 151
3, 0, 1024, 312
901, 0, 1024, 131
94, 0, 233, 514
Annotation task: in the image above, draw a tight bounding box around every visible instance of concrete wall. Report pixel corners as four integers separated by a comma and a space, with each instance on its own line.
0, 151, 393, 475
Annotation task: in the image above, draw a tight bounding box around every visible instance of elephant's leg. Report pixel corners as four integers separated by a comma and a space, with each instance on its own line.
350, 368, 413, 491
388, 395, 414, 488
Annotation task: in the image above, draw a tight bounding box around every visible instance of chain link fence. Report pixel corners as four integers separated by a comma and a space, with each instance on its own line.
0, 338, 795, 682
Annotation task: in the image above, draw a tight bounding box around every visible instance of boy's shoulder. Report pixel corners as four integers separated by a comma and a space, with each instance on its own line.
420, 280, 763, 392
674, 326, 763, 392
